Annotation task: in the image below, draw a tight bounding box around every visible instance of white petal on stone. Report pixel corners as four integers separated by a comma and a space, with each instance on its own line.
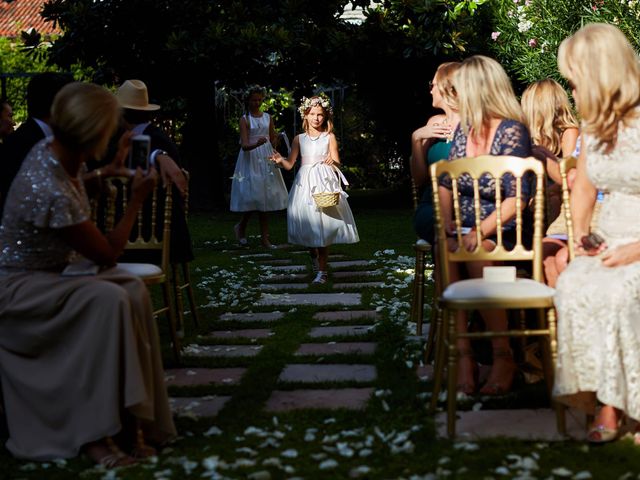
319, 459, 339, 470
551, 467, 573, 477
186, 370, 197, 376
472, 402, 483, 411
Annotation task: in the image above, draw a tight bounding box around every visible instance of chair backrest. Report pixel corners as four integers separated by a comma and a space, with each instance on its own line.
101, 176, 173, 271
559, 156, 577, 261
430, 155, 546, 287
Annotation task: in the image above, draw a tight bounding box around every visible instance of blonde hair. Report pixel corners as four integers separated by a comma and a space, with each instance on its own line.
454, 55, 524, 136
434, 62, 460, 111
51, 82, 120, 157
301, 96, 334, 134
558, 23, 640, 152
521, 79, 578, 156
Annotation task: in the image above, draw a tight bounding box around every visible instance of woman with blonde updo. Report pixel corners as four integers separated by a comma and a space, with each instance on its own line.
554, 23, 640, 445
438, 55, 532, 396
0, 82, 175, 465
521, 79, 579, 287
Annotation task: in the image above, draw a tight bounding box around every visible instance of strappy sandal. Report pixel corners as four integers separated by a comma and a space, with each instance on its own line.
588, 407, 624, 444
85, 437, 137, 469
457, 348, 478, 396
479, 348, 517, 396
312, 271, 328, 284
129, 427, 157, 460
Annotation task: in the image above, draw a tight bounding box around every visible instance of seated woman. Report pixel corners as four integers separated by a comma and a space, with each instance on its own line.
554, 23, 640, 445
521, 79, 579, 287
0, 82, 176, 465
438, 55, 532, 396
410, 61, 460, 244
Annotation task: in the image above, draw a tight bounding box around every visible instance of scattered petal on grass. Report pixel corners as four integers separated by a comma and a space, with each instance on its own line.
304, 432, 316, 442
350, 465, 371, 477
204, 426, 223, 436
573, 472, 592, 480
281, 449, 298, 458
262, 458, 282, 468
319, 459, 339, 470
453, 442, 480, 452
236, 447, 258, 457
311, 453, 327, 461
438, 457, 450, 465
247, 471, 271, 480
359, 449, 373, 457
551, 467, 573, 477
495, 466, 510, 475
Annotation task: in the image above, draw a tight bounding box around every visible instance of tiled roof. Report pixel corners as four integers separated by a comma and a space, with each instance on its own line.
0, 0, 61, 38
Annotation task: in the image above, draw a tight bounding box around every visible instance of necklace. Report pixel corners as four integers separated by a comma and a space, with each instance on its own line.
307, 133, 322, 141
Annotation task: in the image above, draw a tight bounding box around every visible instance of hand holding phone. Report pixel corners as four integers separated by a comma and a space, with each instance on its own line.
128, 134, 150, 172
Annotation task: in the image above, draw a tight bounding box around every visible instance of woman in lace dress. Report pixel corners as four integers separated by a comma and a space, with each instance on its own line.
554, 23, 640, 444
0, 83, 176, 465
438, 55, 532, 395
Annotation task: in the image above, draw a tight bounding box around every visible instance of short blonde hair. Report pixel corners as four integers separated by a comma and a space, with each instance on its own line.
521, 79, 578, 156
454, 55, 524, 136
51, 82, 121, 157
558, 23, 640, 152
434, 62, 460, 111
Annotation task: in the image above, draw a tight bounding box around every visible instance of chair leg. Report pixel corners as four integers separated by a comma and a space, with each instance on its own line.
447, 309, 458, 439
170, 264, 186, 335
181, 262, 200, 327
539, 308, 566, 436
423, 301, 438, 364
410, 247, 426, 336
429, 306, 446, 413
162, 281, 182, 364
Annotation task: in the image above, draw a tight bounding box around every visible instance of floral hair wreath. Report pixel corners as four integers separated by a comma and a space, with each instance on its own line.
298, 93, 333, 118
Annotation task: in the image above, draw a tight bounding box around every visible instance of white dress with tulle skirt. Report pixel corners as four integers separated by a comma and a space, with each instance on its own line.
230, 113, 288, 212
287, 133, 359, 247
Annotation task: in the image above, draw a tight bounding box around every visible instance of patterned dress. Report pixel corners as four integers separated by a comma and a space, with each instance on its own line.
441, 119, 532, 248
554, 113, 640, 420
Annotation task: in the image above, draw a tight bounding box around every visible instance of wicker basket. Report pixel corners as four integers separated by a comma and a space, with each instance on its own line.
312, 191, 340, 208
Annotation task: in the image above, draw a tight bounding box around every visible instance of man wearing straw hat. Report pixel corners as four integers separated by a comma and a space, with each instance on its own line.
113, 79, 194, 266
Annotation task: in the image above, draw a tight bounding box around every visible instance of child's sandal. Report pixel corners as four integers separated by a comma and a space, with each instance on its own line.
129, 427, 157, 460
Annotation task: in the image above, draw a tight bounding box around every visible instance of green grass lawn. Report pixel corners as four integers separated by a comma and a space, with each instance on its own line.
2, 200, 640, 479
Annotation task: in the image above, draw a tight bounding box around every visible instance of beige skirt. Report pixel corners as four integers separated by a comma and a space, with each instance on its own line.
0, 267, 176, 460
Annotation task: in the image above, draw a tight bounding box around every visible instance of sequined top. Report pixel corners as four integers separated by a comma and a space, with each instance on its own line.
0, 139, 89, 271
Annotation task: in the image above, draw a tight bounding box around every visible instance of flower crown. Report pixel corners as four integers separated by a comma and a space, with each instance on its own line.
298, 93, 333, 118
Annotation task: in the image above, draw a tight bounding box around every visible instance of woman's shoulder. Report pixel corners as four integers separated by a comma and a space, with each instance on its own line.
427, 114, 447, 126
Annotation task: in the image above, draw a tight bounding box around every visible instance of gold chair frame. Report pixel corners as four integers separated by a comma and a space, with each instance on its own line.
170, 169, 200, 331
559, 156, 577, 261
102, 176, 182, 363
428, 155, 563, 438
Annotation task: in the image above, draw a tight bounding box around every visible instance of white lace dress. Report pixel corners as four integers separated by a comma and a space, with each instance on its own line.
230, 113, 288, 212
554, 116, 640, 420
287, 133, 359, 247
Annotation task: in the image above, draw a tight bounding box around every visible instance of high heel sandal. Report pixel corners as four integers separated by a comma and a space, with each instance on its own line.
587, 408, 624, 444
479, 348, 517, 396
85, 437, 137, 469
456, 349, 478, 396
129, 427, 157, 460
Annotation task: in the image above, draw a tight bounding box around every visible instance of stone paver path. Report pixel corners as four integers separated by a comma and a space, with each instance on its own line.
167, 252, 383, 424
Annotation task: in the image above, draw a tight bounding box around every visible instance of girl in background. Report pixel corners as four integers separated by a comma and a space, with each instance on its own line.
230, 85, 288, 248
271, 94, 359, 284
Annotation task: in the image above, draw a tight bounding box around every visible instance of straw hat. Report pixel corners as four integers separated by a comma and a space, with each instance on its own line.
116, 79, 160, 111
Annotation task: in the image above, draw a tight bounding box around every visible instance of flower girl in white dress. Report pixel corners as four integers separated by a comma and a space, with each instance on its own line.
271, 94, 359, 283
230, 86, 288, 248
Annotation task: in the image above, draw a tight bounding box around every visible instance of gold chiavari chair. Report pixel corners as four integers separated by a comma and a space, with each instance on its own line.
102, 176, 182, 363
428, 155, 562, 438
559, 156, 577, 261
170, 169, 200, 332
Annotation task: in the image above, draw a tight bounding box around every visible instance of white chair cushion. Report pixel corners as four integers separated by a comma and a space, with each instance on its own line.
116, 262, 163, 277
442, 277, 555, 301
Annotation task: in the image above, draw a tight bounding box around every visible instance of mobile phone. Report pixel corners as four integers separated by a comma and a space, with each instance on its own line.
128, 134, 150, 171
581, 232, 605, 251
